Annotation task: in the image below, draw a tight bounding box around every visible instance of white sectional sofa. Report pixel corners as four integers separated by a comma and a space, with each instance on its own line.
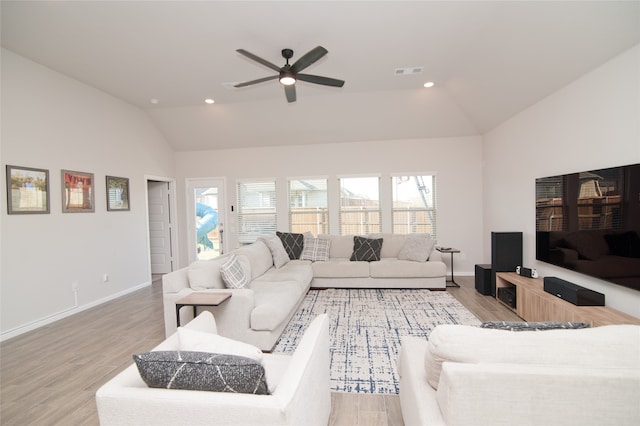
163, 233, 446, 350
96, 311, 331, 426
398, 323, 640, 426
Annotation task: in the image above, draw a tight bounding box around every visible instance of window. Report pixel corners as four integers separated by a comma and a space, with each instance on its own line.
288, 178, 329, 235
339, 176, 381, 235
392, 175, 437, 238
237, 180, 276, 244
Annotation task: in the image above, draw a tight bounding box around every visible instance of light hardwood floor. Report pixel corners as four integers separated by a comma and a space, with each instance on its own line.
0, 276, 520, 426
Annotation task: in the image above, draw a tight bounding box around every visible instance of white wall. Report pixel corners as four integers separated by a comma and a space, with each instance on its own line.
483, 44, 640, 317
0, 49, 176, 338
175, 137, 484, 277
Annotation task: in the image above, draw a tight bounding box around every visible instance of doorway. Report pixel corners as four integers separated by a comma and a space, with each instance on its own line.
147, 179, 175, 274
186, 178, 226, 262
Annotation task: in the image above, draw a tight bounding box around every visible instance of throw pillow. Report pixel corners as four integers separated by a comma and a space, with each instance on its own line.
133, 351, 269, 394
258, 235, 290, 268
350, 236, 383, 262
397, 235, 435, 262
480, 321, 591, 331
220, 254, 249, 289
177, 327, 263, 361
276, 231, 305, 260
186, 256, 229, 290
301, 237, 331, 261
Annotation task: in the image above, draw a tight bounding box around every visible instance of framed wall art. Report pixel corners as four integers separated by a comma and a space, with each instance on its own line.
61, 170, 94, 213
106, 175, 130, 211
6, 165, 50, 214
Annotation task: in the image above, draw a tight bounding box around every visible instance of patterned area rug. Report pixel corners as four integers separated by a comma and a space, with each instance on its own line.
273, 288, 480, 394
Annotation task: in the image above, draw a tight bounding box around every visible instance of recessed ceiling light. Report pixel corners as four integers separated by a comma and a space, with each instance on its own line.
205, 98, 215, 104
150, 98, 159, 104
424, 82, 434, 88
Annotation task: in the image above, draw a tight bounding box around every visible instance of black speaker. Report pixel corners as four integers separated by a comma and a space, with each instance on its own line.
475, 264, 492, 295
491, 232, 523, 296
543, 276, 605, 306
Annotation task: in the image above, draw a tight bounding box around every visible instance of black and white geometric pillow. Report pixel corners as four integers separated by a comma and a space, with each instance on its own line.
134, 351, 270, 394
350, 236, 383, 262
480, 321, 591, 331
276, 231, 304, 260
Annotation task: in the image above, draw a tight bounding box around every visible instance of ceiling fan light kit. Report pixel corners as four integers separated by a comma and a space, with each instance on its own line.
235, 46, 345, 102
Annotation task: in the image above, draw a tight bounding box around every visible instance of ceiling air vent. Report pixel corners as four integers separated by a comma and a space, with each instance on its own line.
394, 67, 424, 76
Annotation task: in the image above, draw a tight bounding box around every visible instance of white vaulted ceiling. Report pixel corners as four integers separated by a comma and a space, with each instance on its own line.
2, 1, 639, 151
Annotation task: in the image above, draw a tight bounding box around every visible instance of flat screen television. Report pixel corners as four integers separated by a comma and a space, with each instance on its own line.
535, 163, 640, 292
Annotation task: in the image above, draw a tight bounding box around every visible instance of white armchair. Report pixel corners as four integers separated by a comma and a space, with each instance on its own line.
96, 312, 331, 426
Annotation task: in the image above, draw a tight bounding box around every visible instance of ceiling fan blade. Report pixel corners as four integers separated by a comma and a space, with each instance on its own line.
234, 75, 278, 88
284, 85, 296, 103
297, 73, 345, 87
236, 49, 282, 72
290, 46, 328, 73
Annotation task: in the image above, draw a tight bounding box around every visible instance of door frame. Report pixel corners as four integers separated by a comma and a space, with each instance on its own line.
186, 177, 227, 263
145, 175, 179, 281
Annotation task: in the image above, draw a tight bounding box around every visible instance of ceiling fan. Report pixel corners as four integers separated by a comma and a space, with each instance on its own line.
234, 46, 345, 103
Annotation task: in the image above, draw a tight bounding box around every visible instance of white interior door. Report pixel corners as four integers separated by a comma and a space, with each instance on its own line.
148, 180, 173, 273
186, 178, 226, 262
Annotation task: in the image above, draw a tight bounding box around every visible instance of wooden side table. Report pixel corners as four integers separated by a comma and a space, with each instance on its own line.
175, 292, 232, 327
436, 247, 461, 288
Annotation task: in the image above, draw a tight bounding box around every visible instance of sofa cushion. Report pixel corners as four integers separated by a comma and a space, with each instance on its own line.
321, 234, 353, 259
425, 324, 640, 390
312, 259, 370, 278
177, 327, 263, 361
397, 235, 435, 262
301, 236, 331, 261
220, 254, 249, 289
350, 236, 383, 262
368, 233, 406, 258
235, 240, 275, 279
186, 256, 229, 290
370, 258, 446, 278
276, 231, 305, 260
250, 281, 307, 331
133, 351, 269, 394
259, 235, 290, 269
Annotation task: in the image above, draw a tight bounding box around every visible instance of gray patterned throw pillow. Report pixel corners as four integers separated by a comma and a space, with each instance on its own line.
133, 351, 269, 394
350, 236, 383, 262
480, 321, 591, 331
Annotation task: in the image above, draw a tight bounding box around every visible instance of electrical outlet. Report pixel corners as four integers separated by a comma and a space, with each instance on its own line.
72, 281, 79, 292
103, 274, 109, 283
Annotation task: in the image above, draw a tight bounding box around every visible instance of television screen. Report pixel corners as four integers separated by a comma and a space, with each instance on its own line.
535, 163, 640, 291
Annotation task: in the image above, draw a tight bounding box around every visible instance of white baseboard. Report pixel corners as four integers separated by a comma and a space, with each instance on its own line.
0, 281, 151, 342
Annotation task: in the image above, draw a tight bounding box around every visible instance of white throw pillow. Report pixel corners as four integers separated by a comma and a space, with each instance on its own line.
259, 235, 290, 269
177, 327, 263, 362
220, 254, 249, 288
186, 256, 229, 290
301, 236, 331, 261
398, 235, 435, 262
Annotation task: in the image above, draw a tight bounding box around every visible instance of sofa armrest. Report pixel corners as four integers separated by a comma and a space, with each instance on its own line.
162, 268, 190, 294
398, 336, 446, 426
437, 362, 640, 426
163, 288, 256, 339
271, 314, 331, 426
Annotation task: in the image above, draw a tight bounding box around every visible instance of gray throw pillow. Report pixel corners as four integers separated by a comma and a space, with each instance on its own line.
350, 236, 383, 262
398, 235, 435, 262
480, 321, 591, 331
133, 351, 269, 394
